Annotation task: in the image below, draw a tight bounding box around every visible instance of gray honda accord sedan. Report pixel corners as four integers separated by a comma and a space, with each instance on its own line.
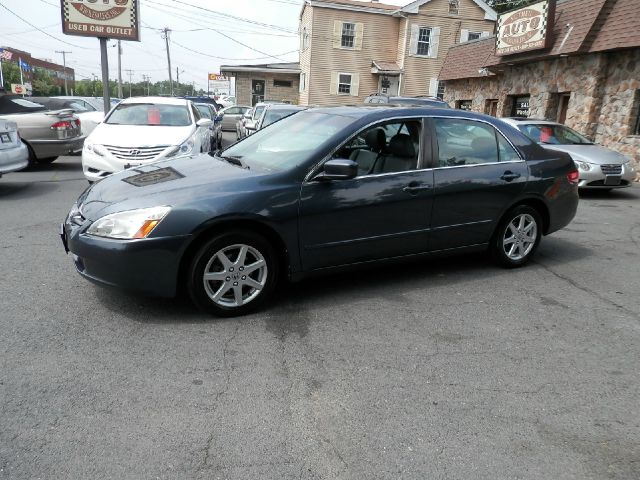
62, 106, 579, 316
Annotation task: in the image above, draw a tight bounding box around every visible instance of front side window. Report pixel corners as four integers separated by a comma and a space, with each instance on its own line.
437, 82, 446, 100
338, 74, 352, 95
511, 95, 530, 117
253, 105, 265, 120
341, 22, 355, 48
196, 105, 212, 119
106, 104, 191, 126
417, 28, 431, 56
302, 27, 310, 50
435, 118, 506, 167
333, 120, 422, 176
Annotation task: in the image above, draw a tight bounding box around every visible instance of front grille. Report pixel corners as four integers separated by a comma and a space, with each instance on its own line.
104, 145, 170, 162
601, 164, 622, 175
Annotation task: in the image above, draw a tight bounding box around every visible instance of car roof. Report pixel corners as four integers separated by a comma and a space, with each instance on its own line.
304, 105, 495, 122
501, 117, 561, 126
264, 104, 307, 111
121, 96, 190, 106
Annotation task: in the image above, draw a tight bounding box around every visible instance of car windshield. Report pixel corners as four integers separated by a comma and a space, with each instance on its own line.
106, 103, 191, 126
519, 123, 593, 145
220, 111, 353, 172
262, 108, 300, 127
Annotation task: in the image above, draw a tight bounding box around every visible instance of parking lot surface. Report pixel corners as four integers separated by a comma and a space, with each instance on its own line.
1, 135, 639, 479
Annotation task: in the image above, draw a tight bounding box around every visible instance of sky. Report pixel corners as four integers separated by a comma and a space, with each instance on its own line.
0, 0, 408, 91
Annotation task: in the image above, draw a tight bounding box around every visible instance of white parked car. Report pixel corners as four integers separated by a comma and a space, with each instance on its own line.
0, 119, 29, 177
82, 97, 212, 183
501, 118, 636, 190
215, 95, 235, 108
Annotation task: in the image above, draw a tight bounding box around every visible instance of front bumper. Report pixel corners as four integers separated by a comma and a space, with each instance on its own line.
0, 143, 29, 174
30, 136, 85, 159
577, 163, 636, 189
62, 217, 191, 298
81, 147, 177, 182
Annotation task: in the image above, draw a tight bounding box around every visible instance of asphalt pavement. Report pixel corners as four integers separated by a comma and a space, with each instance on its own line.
1, 133, 639, 479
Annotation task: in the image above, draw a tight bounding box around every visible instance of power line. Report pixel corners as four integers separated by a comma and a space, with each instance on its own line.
0, 2, 87, 49
170, 38, 297, 61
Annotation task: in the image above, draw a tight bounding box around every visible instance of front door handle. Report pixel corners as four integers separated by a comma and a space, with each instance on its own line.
403, 183, 431, 194
500, 171, 521, 182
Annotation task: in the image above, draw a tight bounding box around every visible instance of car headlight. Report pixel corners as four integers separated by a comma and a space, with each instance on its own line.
167, 136, 195, 158
574, 160, 592, 171
84, 143, 106, 157
86, 206, 171, 240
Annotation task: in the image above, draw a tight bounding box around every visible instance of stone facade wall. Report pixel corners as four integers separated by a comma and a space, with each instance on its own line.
443, 49, 640, 171
232, 72, 300, 107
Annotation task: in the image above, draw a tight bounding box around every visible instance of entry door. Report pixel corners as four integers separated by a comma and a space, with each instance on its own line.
430, 118, 528, 251
251, 80, 265, 106
379, 75, 399, 96
557, 94, 570, 124
299, 118, 433, 271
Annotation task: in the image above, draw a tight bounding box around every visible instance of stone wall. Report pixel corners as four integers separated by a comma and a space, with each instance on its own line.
231, 72, 300, 107
442, 49, 640, 172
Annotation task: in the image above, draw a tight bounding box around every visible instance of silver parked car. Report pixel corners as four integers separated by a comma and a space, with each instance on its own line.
0, 94, 84, 167
253, 104, 307, 132
219, 105, 250, 132
501, 118, 636, 190
0, 118, 29, 177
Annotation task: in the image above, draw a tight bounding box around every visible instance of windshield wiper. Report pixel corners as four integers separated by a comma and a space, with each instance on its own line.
217, 153, 249, 169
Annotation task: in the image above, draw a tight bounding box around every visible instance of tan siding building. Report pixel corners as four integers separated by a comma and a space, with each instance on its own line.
300, 0, 496, 105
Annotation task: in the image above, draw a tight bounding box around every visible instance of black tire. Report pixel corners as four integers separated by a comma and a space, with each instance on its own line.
491, 205, 542, 268
37, 156, 58, 164
187, 230, 279, 317
21, 141, 37, 170
217, 134, 223, 150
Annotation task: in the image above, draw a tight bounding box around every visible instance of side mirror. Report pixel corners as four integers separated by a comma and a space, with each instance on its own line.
316, 159, 358, 181
215, 113, 224, 121
196, 118, 212, 127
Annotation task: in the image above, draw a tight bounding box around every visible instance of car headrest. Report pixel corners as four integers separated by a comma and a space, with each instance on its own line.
388, 134, 415, 158
365, 128, 385, 152
471, 137, 495, 155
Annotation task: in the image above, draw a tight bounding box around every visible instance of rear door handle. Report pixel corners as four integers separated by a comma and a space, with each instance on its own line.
403, 183, 431, 194
500, 171, 521, 182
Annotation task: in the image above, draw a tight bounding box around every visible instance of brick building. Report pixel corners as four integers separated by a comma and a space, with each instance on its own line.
220, 63, 301, 106
439, 0, 640, 169
0, 47, 75, 93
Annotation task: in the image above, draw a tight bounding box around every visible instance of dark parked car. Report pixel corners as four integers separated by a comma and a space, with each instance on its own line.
182, 96, 221, 111
61, 107, 578, 317
364, 93, 449, 108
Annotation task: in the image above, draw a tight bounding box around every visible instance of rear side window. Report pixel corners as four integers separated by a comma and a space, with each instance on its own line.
435, 118, 519, 167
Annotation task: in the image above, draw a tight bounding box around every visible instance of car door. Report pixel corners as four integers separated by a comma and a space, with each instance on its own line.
190, 103, 209, 152
429, 117, 528, 251
299, 118, 434, 271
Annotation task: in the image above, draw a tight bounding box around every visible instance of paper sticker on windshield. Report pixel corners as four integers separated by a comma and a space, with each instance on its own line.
122, 167, 184, 187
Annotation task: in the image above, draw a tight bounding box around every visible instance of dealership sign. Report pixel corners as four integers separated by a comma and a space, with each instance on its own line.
496, 0, 554, 56
60, 0, 140, 41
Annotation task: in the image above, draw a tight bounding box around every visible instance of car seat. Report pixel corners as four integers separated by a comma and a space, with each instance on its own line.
349, 127, 386, 175
374, 134, 417, 173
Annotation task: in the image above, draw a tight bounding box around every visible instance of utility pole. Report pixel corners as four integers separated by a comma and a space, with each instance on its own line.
142, 74, 150, 95
125, 69, 134, 97
117, 40, 123, 98
162, 28, 173, 96
55, 50, 71, 95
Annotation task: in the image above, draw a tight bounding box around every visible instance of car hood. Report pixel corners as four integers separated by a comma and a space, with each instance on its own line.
78, 153, 261, 221
87, 123, 194, 148
542, 144, 629, 165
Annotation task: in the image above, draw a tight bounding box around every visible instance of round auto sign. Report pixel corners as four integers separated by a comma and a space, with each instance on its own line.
12, 85, 24, 94
501, 9, 543, 46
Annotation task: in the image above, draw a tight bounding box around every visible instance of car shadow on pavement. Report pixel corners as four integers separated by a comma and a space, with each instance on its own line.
0, 180, 59, 199
579, 187, 639, 200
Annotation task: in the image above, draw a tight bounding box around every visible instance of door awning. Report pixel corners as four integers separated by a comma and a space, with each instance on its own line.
371, 61, 403, 75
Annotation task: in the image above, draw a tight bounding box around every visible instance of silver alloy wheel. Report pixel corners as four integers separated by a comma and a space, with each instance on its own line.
202, 244, 268, 308
502, 213, 537, 261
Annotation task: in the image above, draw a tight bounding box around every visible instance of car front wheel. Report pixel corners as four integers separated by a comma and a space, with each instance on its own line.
491, 205, 542, 268
187, 231, 279, 316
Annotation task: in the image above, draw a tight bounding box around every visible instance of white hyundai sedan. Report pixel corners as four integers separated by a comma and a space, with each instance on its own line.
82, 97, 212, 183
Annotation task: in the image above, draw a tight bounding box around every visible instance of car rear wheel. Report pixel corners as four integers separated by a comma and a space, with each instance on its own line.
491, 205, 542, 268
187, 231, 279, 317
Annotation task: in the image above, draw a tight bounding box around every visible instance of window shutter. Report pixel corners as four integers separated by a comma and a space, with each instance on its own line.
333, 20, 342, 49
409, 24, 419, 56
429, 78, 439, 97
481, 31, 491, 38
430, 27, 441, 58
460, 29, 469, 43
351, 73, 360, 97
330, 72, 338, 95
299, 73, 305, 93
354, 23, 364, 51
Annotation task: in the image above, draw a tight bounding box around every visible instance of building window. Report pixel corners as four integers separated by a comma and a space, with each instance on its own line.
417, 28, 432, 56
633, 90, 640, 135
437, 82, 445, 100
299, 73, 306, 93
456, 100, 472, 111
338, 73, 352, 95
273, 79, 292, 88
448, 0, 459, 15
468, 31, 482, 41
341, 23, 355, 48
511, 95, 530, 117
